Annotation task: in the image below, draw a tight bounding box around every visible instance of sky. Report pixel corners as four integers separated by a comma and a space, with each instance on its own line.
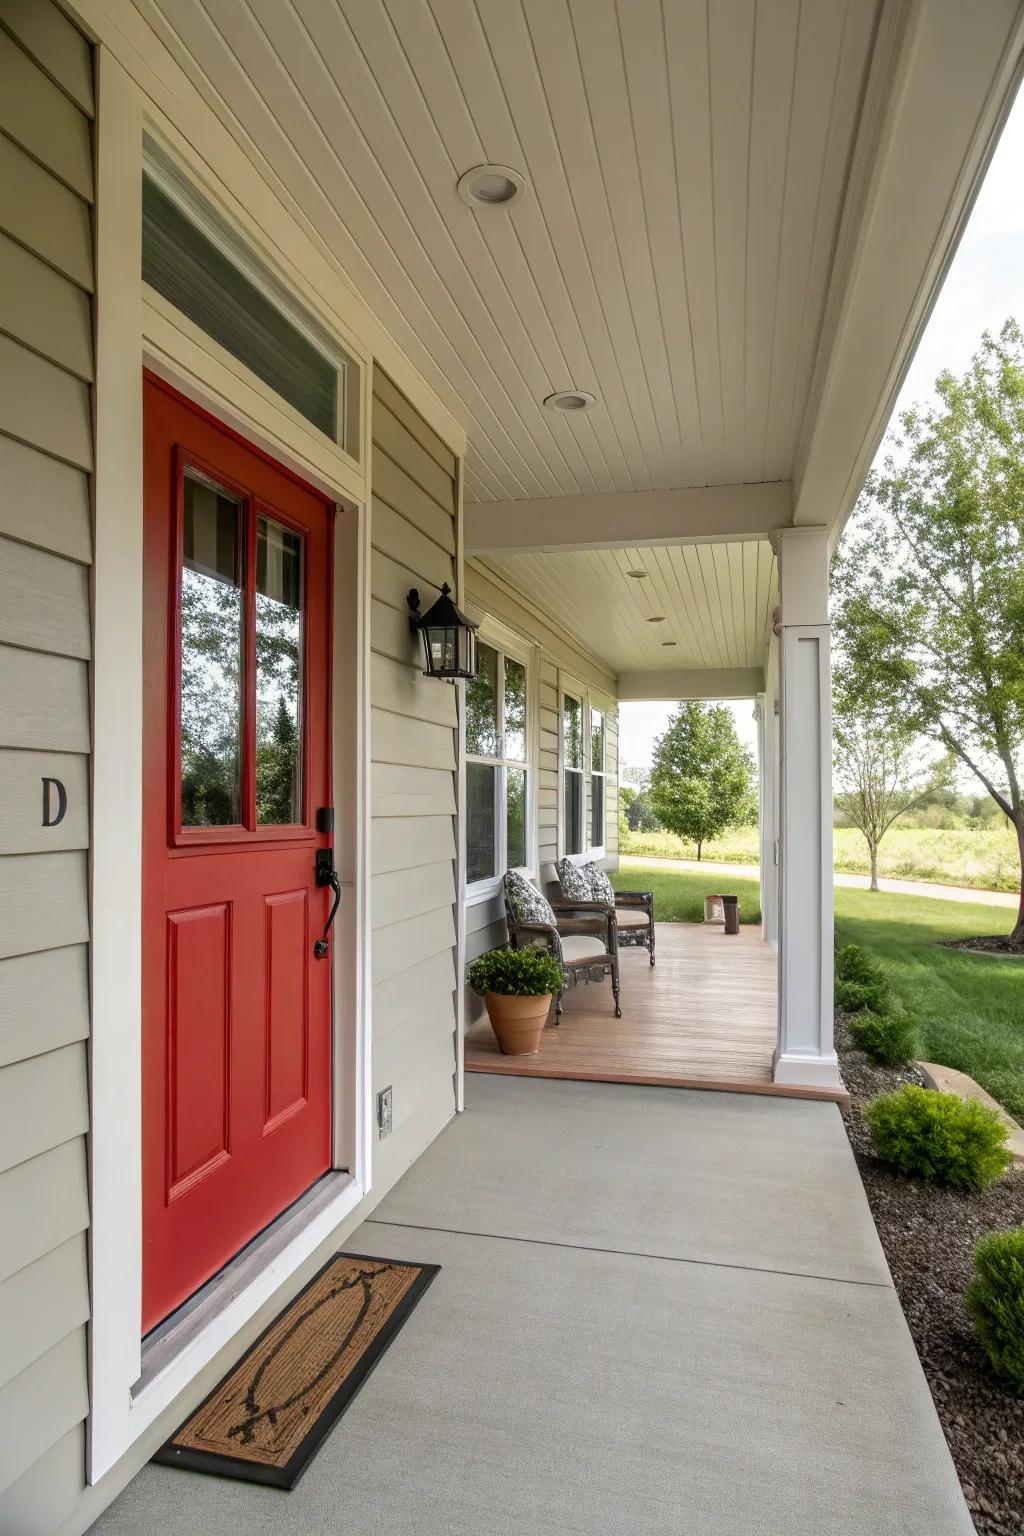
618, 90, 1024, 780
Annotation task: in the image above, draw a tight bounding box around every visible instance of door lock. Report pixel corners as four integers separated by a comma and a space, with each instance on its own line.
314, 849, 341, 958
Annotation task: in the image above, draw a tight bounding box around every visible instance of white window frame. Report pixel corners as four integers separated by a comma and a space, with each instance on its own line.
465, 621, 537, 903
590, 704, 607, 860
559, 678, 587, 861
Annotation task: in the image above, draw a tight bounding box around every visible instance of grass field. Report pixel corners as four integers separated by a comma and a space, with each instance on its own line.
621, 824, 1024, 893
614, 863, 1024, 1121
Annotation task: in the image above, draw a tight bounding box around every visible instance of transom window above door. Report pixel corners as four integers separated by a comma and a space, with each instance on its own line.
466, 640, 531, 887
177, 459, 309, 840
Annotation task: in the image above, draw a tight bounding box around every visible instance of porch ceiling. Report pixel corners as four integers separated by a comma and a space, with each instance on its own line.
479, 537, 777, 676
137, 0, 879, 503
136, 0, 1021, 551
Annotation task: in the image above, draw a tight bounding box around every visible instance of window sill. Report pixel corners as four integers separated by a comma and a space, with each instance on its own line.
466, 869, 535, 908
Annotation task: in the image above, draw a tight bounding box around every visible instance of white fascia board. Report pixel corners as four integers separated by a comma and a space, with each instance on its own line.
465, 482, 793, 555
616, 668, 765, 702
794, 0, 1024, 545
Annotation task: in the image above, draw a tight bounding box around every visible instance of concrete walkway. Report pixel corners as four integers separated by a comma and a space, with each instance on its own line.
622, 852, 1018, 908
90, 1075, 972, 1535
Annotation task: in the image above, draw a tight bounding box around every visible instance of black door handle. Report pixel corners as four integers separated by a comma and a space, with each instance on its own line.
314, 850, 341, 959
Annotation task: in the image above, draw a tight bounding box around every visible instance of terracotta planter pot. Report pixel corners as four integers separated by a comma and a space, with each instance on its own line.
484, 991, 553, 1055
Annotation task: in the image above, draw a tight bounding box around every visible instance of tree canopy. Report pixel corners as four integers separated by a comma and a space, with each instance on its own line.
648, 702, 756, 859
832, 319, 1024, 941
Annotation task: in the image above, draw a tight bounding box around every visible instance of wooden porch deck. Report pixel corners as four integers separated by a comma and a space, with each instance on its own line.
466, 923, 836, 1102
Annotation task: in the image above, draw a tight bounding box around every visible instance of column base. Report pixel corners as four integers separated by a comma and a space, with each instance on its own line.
773, 1049, 844, 1092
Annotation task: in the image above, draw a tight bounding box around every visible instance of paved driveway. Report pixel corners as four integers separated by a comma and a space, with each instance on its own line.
90, 1076, 973, 1535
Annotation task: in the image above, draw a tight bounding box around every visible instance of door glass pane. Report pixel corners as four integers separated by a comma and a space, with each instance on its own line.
565, 770, 583, 856
180, 472, 243, 826
467, 762, 496, 882
563, 695, 582, 770
255, 516, 304, 824
467, 642, 499, 756
505, 657, 526, 762
507, 767, 527, 868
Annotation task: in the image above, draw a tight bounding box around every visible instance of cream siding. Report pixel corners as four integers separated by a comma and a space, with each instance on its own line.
0, 3, 94, 1527
370, 369, 459, 1186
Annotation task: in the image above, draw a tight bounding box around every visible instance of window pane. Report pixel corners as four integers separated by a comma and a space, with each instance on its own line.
563, 695, 582, 770
507, 767, 527, 868
591, 775, 604, 848
467, 642, 499, 756
467, 763, 497, 882
591, 709, 604, 773
565, 770, 583, 856
180, 473, 244, 826
505, 657, 526, 762
255, 516, 304, 824
143, 178, 340, 441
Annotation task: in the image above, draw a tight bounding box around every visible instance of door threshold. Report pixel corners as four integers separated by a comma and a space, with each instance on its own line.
128, 1172, 362, 1445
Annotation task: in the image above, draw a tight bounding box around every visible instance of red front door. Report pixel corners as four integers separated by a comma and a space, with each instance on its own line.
142, 376, 334, 1333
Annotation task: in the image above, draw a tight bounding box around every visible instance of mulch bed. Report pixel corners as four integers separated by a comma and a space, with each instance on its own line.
939, 935, 1024, 958
838, 1015, 1024, 1536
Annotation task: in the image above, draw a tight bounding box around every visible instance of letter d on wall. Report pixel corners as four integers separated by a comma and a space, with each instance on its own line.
42, 776, 68, 827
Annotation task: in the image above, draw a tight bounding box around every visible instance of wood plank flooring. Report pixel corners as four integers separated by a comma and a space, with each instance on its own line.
465, 922, 789, 1096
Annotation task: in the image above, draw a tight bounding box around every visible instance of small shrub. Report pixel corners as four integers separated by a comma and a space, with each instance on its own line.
864, 1084, 1012, 1191
836, 944, 883, 987
467, 946, 565, 999
850, 1007, 919, 1067
966, 1229, 1024, 1394
835, 944, 889, 1014
835, 977, 889, 1014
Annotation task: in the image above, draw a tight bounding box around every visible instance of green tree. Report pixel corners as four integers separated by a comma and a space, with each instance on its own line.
620, 784, 661, 833
832, 708, 946, 890
648, 702, 756, 859
832, 319, 1024, 944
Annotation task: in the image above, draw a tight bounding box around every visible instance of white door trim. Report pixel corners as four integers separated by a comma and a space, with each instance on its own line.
88, 58, 374, 1481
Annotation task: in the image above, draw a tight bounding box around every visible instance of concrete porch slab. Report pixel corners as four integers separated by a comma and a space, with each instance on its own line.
87, 1075, 970, 1535
375, 1074, 890, 1285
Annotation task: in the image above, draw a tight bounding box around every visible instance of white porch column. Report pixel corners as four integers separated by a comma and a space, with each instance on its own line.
771, 528, 840, 1090
756, 689, 779, 949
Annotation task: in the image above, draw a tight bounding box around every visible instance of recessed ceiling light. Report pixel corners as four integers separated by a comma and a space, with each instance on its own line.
543, 390, 596, 413
626, 568, 648, 579
647, 615, 666, 623
457, 164, 528, 208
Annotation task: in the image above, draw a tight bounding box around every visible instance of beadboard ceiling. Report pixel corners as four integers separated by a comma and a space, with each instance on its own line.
139, 0, 881, 505
481, 540, 778, 674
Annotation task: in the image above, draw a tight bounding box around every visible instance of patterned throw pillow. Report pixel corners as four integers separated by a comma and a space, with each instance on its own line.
556, 858, 593, 903
588, 864, 616, 906
504, 869, 556, 928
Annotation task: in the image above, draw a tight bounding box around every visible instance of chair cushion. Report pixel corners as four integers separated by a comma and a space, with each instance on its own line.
559, 934, 608, 963
504, 870, 556, 927
556, 858, 593, 903
589, 865, 616, 905
615, 907, 650, 929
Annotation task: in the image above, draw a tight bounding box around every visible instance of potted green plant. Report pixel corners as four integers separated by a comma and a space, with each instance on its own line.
467, 946, 565, 1055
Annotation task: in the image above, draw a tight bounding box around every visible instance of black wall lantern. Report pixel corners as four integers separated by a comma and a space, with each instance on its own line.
407, 583, 479, 681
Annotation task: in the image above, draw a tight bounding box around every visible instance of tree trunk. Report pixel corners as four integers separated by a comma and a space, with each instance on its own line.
1011, 816, 1024, 950
696, 840, 702, 862
869, 843, 879, 892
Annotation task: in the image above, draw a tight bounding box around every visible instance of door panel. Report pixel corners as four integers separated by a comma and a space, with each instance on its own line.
142, 375, 334, 1333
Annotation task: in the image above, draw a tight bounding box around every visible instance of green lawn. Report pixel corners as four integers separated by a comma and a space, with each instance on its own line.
621, 824, 1023, 893
615, 864, 1024, 1121
611, 865, 762, 924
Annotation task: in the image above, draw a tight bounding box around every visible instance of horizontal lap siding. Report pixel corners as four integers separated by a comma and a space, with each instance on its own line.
0, 3, 94, 1527
370, 370, 459, 1187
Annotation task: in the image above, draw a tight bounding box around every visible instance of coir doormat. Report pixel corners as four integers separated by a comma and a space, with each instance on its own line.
154, 1253, 439, 1489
